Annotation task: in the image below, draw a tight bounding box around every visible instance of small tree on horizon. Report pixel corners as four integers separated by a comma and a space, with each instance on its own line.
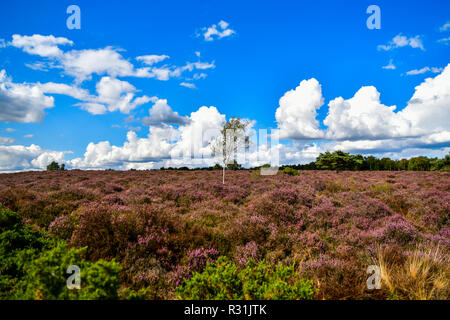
46, 161, 65, 171
210, 118, 250, 184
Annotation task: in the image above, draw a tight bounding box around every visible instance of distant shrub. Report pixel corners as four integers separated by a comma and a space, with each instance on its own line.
176, 256, 315, 300
282, 167, 299, 176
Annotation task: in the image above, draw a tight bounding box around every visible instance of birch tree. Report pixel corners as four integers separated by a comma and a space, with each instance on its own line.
211, 118, 250, 184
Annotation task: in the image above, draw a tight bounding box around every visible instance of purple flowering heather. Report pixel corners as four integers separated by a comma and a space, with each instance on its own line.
0, 169, 448, 299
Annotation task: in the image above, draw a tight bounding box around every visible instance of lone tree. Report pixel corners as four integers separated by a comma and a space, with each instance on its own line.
46, 161, 65, 171
211, 118, 250, 184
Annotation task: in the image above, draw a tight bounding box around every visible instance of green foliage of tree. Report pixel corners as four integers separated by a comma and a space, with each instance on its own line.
363, 156, 379, 170
0, 207, 121, 300
316, 151, 363, 172
430, 154, 450, 172
379, 157, 396, 171
176, 256, 315, 300
408, 156, 431, 171
46, 161, 65, 171
292, 151, 450, 172
441, 154, 450, 172
397, 159, 409, 171
282, 167, 299, 176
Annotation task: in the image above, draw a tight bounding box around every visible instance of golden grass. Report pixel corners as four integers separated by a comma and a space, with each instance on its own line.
375, 243, 449, 300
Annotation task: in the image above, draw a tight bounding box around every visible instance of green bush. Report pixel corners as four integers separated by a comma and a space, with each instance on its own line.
282, 167, 299, 176
46, 161, 65, 171
119, 286, 156, 300
176, 256, 315, 300
0, 207, 121, 300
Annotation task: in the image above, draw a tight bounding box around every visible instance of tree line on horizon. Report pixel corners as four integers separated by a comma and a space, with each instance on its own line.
285, 150, 450, 172
44, 117, 450, 173
46, 150, 450, 172
158, 150, 450, 172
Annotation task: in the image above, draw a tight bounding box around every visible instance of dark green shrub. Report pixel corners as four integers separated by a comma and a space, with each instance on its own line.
176, 256, 315, 300
46, 161, 65, 171
282, 167, 299, 176
0, 207, 121, 300
15, 243, 121, 300
119, 286, 157, 300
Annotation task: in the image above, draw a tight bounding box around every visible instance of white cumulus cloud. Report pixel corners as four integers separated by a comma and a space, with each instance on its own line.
142, 99, 190, 125
324, 86, 415, 140
0, 144, 68, 172
39, 77, 154, 115
275, 64, 450, 154
10, 34, 73, 57
0, 69, 54, 123
69, 105, 225, 169
275, 78, 325, 139
399, 63, 450, 134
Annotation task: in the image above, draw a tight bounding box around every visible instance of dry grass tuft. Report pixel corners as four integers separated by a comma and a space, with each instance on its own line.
376, 243, 449, 300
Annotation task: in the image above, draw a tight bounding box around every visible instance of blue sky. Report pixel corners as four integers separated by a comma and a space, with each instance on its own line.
0, 0, 449, 171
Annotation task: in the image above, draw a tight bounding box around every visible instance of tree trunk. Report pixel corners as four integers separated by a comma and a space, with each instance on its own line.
222, 166, 225, 184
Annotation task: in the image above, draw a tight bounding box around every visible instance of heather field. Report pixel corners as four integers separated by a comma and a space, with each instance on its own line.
0, 169, 449, 300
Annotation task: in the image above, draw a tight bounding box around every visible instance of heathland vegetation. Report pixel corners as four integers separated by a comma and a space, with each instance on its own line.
0, 168, 448, 299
